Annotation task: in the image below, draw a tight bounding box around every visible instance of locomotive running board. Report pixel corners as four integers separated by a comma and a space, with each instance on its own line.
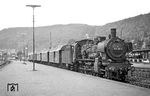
76, 59, 95, 62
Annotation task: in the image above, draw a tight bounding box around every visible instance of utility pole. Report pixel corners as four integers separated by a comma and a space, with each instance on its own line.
120, 28, 123, 39
120, 22, 127, 39
23, 47, 26, 64
26, 5, 41, 71
49, 32, 52, 49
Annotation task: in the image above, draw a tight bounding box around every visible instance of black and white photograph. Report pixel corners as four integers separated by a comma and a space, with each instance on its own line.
0, 0, 150, 96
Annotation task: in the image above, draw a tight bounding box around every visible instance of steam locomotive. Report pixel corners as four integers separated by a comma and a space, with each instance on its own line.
28, 28, 133, 81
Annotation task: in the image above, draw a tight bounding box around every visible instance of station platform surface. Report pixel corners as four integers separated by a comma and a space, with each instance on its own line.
132, 62, 150, 68
0, 60, 150, 96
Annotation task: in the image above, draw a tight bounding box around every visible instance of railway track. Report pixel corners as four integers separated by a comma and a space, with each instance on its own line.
0, 60, 10, 68
127, 67, 150, 88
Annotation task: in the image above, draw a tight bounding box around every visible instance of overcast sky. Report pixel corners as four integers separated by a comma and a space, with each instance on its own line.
0, 0, 150, 30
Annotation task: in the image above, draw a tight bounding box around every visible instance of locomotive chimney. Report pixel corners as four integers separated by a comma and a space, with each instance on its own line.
108, 34, 111, 39
111, 28, 116, 38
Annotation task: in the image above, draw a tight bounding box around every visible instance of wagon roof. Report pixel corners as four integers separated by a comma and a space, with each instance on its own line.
61, 45, 73, 50
49, 45, 66, 52
75, 39, 93, 43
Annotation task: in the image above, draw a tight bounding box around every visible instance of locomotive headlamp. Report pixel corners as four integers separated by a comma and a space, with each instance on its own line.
128, 66, 131, 70
131, 67, 135, 71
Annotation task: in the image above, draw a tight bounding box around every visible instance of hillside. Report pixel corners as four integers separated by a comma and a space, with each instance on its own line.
95, 13, 150, 41
0, 24, 96, 52
0, 13, 150, 52
95, 13, 150, 49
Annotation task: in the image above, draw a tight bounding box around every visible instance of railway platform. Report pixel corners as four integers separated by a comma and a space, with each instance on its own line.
0, 60, 150, 96
132, 62, 150, 68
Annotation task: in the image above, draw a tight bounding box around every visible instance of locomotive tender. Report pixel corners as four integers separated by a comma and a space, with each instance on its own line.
28, 28, 133, 81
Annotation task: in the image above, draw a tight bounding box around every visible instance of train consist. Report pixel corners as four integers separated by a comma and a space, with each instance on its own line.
29, 28, 134, 81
